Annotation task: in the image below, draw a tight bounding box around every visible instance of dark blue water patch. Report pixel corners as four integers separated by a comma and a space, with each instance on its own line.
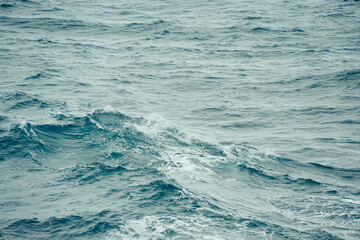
103, 167, 172, 194
25, 72, 55, 80
119, 19, 176, 35
108, 186, 199, 221
37, 7, 64, 12
242, 219, 267, 229
244, 16, 262, 20
0, 91, 66, 111
0, 16, 109, 32
326, 190, 339, 195
251, 27, 271, 32
35, 116, 147, 154
207, 49, 253, 58
272, 69, 360, 92
321, 13, 347, 18
0, 115, 7, 122
11, 0, 37, 3
214, 146, 356, 194
284, 177, 322, 186
290, 106, 340, 115
314, 137, 360, 145
46, 111, 128, 136
333, 69, 360, 82
191, 106, 229, 118
309, 162, 360, 180
0, 122, 50, 162
0, 3, 14, 8
190, 139, 227, 157
0, 0, 37, 9
60, 162, 127, 185
330, 119, 360, 125
289, 27, 305, 32
0, 109, 158, 166
2, 212, 123, 240
237, 216, 342, 240
303, 69, 360, 90
137, 180, 183, 201
36, 38, 57, 44
236, 161, 324, 190
221, 121, 265, 129
238, 163, 277, 180
16, 38, 110, 53
282, 156, 360, 185
315, 137, 338, 143
0, 200, 26, 210
303, 230, 344, 240
343, 140, 360, 144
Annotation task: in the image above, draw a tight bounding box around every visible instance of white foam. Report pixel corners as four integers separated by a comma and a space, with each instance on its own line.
104, 214, 248, 240
103, 105, 118, 113
133, 113, 171, 136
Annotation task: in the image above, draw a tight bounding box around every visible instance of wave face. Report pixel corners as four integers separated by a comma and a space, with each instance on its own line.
1, 0, 360, 239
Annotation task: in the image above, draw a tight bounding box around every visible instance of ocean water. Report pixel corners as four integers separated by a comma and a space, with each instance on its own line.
1, 0, 360, 239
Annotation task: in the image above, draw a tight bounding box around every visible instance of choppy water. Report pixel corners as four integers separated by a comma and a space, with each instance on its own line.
1, 0, 360, 239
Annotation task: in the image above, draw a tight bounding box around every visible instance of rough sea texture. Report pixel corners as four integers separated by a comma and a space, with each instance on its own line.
1, 0, 360, 239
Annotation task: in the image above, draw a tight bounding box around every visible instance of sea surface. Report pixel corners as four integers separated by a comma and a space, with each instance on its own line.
1, 0, 360, 239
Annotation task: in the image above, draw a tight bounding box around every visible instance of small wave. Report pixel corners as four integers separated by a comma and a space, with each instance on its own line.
244, 16, 262, 20
290, 27, 305, 32
137, 180, 184, 201
290, 106, 339, 115
38, 7, 64, 12
192, 106, 228, 113
61, 162, 128, 185
236, 161, 324, 189
0, 121, 50, 162
0, 91, 61, 111
321, 13, 346, 18
285, 177, 322, 186
251, 27, 271, 32
25, 72, 54, 80
289, 69, 360, 91
121, 19, 172, 34
221, 121, 264, 129
14, 0, 37, 3
4, 213, 120, 239
0, 108, 164, 168
0, 115, 7, 122
1, 3, 13, 8
1, 16, 108, 32
238, 163, 277, 180
0, 0, 38, 8
309, 162, 360, 181
334, 69, 360, 82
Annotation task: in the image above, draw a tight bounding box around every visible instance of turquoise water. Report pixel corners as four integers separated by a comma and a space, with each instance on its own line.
1, 0, 360, 239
